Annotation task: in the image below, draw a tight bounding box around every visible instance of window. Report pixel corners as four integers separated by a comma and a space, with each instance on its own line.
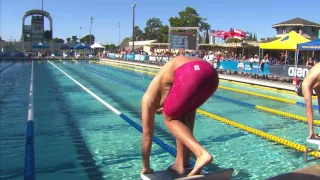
276, 28, 282, 34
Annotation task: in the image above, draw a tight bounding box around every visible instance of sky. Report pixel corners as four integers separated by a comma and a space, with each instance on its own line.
0, 0, 319, 45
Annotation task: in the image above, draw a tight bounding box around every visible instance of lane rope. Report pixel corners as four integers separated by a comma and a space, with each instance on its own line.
99, 59, 318, 98
47, 60, 196, 168
0, 61, 17, 74
95, 61, 319, 110
84, 62, 320, 157
24, 60, 35, 180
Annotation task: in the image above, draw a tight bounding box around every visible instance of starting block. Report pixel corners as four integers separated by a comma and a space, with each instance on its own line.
305, 138, 320, 162
141, 168, 234, 180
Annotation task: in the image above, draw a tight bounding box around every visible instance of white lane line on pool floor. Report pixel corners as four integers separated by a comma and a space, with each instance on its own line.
47, 60, 121, 115
27, 61, 34, 121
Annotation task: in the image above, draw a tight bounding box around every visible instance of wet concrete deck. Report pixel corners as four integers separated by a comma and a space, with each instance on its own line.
268, 164, 320, 180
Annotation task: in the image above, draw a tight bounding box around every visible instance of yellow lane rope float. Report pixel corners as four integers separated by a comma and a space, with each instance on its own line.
196, 109, 319, 157
90, 60, 319, 157
99, 59, 318, 99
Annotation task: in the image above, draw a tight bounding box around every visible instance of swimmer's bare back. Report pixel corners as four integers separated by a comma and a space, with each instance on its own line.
303, 63, 320, 90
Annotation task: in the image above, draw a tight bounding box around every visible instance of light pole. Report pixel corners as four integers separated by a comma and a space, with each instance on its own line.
132, 4, 136, 52
118, 22, 121, 47
79, 27, 82, 42
89, 16, 93, 45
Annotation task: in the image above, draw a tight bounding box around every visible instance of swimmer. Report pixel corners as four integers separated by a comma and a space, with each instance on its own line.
140, 55, 219, 177
296, 63, 320, 139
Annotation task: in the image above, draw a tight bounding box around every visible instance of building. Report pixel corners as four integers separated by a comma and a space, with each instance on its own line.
272, 17, 320, 40
22, 10, 53, 52
30, 15, 44, 45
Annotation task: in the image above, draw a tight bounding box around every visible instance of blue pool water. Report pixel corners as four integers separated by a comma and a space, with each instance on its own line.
1, 60, 320, 180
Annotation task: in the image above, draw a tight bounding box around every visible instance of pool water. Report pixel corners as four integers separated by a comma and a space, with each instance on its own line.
1, 60, 319, 180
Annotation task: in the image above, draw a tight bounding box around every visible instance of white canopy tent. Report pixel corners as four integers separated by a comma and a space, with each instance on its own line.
90, 42, 105, 49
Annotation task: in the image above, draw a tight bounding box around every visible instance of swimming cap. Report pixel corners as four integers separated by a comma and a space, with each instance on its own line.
295, 82, 303, 97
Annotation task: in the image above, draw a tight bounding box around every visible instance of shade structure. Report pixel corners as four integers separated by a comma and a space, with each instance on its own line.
297, 38, 320, 51
32, 42, 49, 48
90, 42, 105, 49
60, 44, 72, 49
259, 31, 310, 50
73, 42, 90, 49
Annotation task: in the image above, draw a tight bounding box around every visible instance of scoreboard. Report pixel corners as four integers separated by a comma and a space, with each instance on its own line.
169, 31, 197, 50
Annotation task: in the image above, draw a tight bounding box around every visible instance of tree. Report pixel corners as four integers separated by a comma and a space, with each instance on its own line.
71, 35, 78, 43
253, 33, 257, 41
104, 44, 116, 50
133, 26, 143, 41
169, 7, 210, 43
144, 18, 163, 40
80, 35, 95, 44
20, 34, 31, 42
44, 30, 52, 40
66, 38, 71, 43
159, 25, 169, 43
119, 37, 131, 48
53, 38, 65, 43
201, 22, 211, 44
169, 7, 208, 31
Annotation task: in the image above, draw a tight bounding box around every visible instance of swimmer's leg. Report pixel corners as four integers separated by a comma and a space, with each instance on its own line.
169, 119, 187, 175
169, 112, 195, 175
163, 113, 212, 177
183, 110, 196, 168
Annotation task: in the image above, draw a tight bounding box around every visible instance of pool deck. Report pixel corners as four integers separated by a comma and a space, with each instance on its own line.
268, 163, 320, 180
99, 58, 296, 91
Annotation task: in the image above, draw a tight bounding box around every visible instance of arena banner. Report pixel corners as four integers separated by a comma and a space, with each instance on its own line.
268, 65, 311, 78
214, 60, 269, 75
134, 54, 147, 61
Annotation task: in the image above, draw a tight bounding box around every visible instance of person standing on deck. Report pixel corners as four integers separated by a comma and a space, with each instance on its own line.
140, 55, 219, 177
296, 63, 320, 139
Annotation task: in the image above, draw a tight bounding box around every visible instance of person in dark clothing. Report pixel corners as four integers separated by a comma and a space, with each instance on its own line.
306, 57, 316, 67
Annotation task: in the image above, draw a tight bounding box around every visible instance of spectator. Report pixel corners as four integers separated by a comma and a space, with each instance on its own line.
209, 51, 215, 65
306, 57, 316, 67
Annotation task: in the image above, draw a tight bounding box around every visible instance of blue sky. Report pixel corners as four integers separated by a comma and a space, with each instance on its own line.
0, 0, 319, 45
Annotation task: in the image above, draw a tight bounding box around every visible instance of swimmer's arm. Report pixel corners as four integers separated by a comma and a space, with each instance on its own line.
141, 96, 155, 169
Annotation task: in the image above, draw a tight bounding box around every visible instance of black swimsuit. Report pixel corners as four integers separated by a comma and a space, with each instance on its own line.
307, 61, 315, 66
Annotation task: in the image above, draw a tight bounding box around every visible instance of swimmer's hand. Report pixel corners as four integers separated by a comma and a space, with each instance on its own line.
141, 167, 154, 174
155, 107, 163, 115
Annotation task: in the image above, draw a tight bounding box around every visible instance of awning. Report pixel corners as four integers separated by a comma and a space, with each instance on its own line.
297, 39, 320, 51
90, 42, 105, 49
32, 42, 49, 48
73, 42, 90, 49
259, 31, 310, 50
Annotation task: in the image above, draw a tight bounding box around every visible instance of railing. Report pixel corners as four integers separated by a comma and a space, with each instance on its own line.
105, 53, 312, 81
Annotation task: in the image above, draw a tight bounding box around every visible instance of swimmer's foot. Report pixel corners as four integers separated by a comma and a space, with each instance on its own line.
187, 152, 212, 177
168, 164, 186, 175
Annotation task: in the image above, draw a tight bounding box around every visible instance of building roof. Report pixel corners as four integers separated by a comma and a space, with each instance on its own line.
271, 18, 320, 28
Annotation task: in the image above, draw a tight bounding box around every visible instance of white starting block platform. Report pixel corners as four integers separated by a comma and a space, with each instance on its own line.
141, 168, 234, 180
305, 138, 320, 162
